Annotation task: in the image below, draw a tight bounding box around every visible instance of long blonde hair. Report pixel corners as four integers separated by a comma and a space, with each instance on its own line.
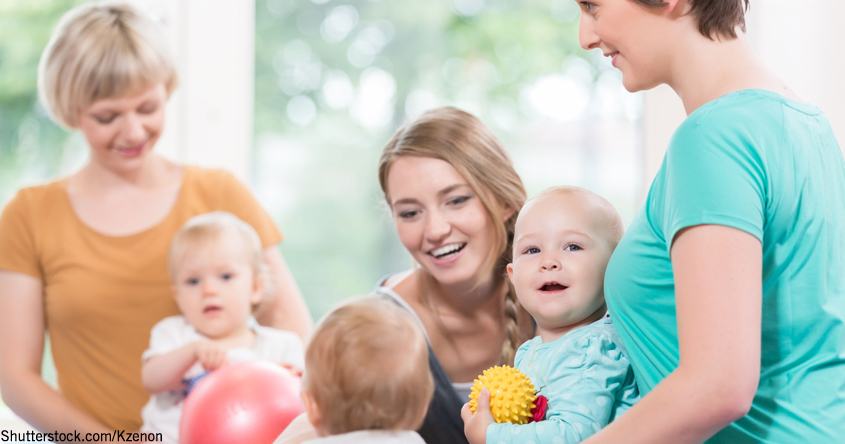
378, 107, 529, 365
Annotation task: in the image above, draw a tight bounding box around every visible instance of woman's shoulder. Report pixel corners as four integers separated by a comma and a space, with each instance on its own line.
666, 90, 790, 170
4, 179, 68, 211
379, 270, 416, 291
0, 179, 70, 232
178, 165, 255, 209
678, 89, 794, 138
181, 165, 236, 191
183, 164, 233, 180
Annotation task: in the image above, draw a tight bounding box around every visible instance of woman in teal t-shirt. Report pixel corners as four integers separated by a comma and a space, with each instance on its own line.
573, 1, 845, 444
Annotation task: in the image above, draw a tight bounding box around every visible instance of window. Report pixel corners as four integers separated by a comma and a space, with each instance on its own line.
252, 0, 643, 317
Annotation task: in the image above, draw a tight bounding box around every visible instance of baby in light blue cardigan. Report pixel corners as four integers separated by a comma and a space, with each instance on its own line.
462, 186, 640, 444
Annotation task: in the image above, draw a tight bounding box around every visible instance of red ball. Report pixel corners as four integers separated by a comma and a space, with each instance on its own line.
180, 361, 304, 444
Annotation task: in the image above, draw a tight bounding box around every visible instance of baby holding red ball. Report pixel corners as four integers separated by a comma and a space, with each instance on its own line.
139, 212, 304, 444
462, 186, 640, 444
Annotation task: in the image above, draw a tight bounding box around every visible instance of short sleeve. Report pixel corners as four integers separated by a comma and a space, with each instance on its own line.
0, 190, 41, 278
661, 108, 769, 251
216, 171, 283, 248
256, 326, 305, 369
487, 333, 639, 444
142, 316, 193, 362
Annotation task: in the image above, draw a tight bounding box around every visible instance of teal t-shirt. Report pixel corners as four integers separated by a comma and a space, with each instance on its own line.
605, 89, 845, 442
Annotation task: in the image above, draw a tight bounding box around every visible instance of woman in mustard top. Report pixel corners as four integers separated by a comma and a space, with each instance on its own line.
571, 1, 845, 443
0, 3, 312, 435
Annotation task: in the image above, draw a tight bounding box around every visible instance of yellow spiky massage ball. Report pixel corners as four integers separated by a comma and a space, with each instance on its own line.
468, 365, 537, 424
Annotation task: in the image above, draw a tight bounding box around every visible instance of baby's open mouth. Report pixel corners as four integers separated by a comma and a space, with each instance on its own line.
203, 305, 222, 314
429, 243, 466, 259
539, 282, 567, 292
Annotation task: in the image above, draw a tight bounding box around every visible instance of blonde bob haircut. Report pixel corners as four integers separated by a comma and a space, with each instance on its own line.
303, 296, 434, 435
38, 2, 178, 128
167, 212, 264, 283
378, 107, 529, 365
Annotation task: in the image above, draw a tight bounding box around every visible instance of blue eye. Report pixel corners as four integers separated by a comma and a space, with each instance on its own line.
186, 278, 199, 286
580, 2, 594, 13
565, 244, 582, 251
221, 273, 232, 280
398, 210, 419, 219
524, 247, 540, 254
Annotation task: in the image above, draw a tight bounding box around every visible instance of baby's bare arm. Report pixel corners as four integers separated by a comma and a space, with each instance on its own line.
141, 342, 204, 394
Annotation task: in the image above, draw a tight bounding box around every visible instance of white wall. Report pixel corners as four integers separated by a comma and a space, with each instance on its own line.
135, 0, 256, 182
642, 1, 845, 198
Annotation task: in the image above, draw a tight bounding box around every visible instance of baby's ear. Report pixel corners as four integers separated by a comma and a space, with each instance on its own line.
250, 272, 266, 305
506, 263, 515, 284
301, 390, 322, 431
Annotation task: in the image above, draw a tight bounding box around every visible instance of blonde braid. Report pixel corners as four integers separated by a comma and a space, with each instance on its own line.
501, 287, 523, 366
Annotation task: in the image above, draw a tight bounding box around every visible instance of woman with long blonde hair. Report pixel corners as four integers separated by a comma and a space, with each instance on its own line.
275, 107, 534, 444
371, 107, 534, 443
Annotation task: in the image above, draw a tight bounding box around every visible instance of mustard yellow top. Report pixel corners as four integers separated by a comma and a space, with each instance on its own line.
0, 166, 282, 431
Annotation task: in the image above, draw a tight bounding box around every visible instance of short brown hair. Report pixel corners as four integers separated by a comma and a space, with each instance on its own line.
303, 296, 433, 435
630, 0, 750, 40
38, 2, 178, 128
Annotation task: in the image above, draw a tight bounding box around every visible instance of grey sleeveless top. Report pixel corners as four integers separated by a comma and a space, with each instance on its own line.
373, 280, 470, 444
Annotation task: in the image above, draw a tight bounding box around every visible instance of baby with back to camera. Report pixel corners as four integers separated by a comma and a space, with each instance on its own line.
140, 212, 304, 444
462, 186, 640, 444
296, 296, 434, 444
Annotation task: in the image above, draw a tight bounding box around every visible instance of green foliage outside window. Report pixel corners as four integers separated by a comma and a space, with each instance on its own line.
252, 0, 639, 318
0, 0, 640, 409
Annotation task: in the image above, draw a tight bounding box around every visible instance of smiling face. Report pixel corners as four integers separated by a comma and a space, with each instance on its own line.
77, 83, 167, 174
386, 156, 505, 288
507, 192, 617, 341
576, 0, 678, 92
171, 228, 263, 339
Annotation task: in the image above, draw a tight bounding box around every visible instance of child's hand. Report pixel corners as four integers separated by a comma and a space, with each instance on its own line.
461, 388, 495, 444
194, 340, 228, 371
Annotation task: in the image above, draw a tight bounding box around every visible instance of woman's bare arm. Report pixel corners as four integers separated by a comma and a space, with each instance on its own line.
254, 247, 313, 341
582, 225, 762, 444
0, 270, 110, 434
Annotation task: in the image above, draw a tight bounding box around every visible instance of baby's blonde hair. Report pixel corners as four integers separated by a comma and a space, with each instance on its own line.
168, 212, 264, 282
304, 296, 434, 435
525, 186, 625, 249
38, 2, 178, 128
